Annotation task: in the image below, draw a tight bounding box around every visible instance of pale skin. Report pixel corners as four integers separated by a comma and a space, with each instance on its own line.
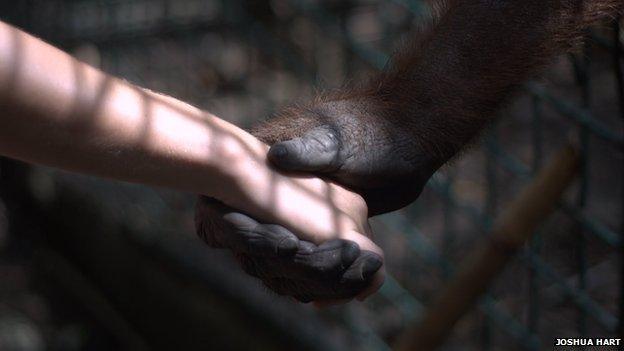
0, 21, 384, 297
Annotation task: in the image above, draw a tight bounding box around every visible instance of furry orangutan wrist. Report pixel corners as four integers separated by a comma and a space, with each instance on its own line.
258, 98, 444, 184
251, 97, 446, 215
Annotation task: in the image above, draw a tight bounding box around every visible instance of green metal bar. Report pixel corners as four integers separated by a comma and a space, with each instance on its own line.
482, 124, 500, 351
527, 95, 544, 335
390, 0, 429, 16
526, 83, 624, 147
478, 296, 540, 351
379, 275, 425, 323
441, 171, 455, 278
571, 49, 591, 342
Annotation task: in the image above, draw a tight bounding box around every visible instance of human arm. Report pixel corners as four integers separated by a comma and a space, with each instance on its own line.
0, 20, 384, 278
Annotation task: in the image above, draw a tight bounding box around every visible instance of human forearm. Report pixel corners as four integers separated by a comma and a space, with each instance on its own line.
0, 21, 244, 200
0, 21, 378, 251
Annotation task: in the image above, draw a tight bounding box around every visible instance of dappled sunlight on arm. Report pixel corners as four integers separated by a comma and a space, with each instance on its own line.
0, 20, 381, 258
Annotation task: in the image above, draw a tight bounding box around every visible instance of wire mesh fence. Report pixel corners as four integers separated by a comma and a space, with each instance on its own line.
1, 0, 623, 350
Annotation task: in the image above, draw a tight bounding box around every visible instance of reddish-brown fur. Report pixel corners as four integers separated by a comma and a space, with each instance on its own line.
254, 0, 623, 164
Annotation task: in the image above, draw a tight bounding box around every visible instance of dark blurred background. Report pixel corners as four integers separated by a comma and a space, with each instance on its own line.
0, 1, 622, 350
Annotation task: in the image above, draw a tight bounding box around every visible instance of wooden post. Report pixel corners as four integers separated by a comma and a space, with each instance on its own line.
394, 145, 580, 351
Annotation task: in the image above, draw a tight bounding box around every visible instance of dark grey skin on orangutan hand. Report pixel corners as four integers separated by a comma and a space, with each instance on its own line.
195, 197, 383, 303
253, 99, 440, 216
